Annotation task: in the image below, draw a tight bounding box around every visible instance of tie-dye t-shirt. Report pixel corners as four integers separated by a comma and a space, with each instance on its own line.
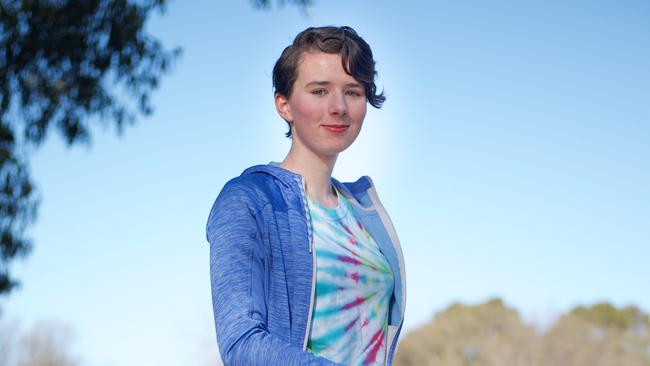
306, 185, 394, 365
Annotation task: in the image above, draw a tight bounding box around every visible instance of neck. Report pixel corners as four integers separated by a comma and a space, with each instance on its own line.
280, 144, 338, 208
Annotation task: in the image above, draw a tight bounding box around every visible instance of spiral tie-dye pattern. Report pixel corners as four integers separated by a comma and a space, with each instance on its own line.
306, 186, 394, 365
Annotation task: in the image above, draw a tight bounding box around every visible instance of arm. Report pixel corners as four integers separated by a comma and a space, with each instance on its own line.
207, 181, 341, 366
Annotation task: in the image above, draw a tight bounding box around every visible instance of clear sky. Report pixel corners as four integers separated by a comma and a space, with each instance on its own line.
3, 0, 649, 365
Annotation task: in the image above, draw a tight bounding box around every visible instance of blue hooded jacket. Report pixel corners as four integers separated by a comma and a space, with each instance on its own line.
206, 163, 406, 365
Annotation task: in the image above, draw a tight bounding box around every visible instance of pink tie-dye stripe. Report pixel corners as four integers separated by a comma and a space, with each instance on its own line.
363, 328, 385, 365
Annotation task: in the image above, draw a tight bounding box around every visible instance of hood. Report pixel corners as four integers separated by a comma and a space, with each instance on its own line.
240, 162, 372, 207
240, 162, 302, 189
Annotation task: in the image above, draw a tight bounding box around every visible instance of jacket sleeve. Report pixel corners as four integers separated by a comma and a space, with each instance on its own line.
206, 180, 342, 366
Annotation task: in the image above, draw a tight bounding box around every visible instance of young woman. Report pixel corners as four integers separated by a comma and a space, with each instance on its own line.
206, 26, 406, 366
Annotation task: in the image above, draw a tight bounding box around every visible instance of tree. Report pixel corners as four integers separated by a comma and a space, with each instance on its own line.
251, 0, 314, 11
0, 0, 316, 302
536, 303, 650, 366
394, 298, 538, 366
0, 0, 180, 297
394, 299, 650, 366
0, 318, 81, 366
17, 320, 80, 366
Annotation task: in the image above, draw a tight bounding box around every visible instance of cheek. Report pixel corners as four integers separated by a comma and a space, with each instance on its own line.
290, 96, 323, 121
352, 102, 367, 122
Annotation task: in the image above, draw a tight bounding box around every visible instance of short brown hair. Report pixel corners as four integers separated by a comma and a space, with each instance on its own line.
272, 26, 386, 137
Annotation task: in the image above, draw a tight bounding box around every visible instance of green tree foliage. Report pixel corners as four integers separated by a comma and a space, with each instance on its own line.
0, 0, 314, 302
394, 299, 650, 366
538, 303, 650, 366
251, 0, 314, 10
395, 298, 537, 366
0, 0, 179, 297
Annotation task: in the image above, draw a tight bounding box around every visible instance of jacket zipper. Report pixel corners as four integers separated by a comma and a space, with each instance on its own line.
299, 176, 318, 351
365, 179, 406, 366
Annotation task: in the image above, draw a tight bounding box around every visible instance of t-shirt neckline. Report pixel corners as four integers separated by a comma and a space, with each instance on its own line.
307, 185, 348, 221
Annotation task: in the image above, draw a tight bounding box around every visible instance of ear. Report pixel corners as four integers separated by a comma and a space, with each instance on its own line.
274, 93, 293, 122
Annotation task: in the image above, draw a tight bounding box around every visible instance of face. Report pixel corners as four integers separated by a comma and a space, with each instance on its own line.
275, 51, 367, 160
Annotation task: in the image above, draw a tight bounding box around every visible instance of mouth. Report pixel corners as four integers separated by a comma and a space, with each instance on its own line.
321, 124, 349, 133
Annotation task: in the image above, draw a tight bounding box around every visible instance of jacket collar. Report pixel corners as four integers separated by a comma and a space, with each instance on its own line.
240, 162, 370, 202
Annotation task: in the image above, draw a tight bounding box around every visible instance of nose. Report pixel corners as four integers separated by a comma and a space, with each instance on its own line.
328, 91, 347, 117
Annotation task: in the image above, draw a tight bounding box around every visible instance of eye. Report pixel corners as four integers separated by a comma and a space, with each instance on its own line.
311, 89, 326, 96
345, 89, 364, 97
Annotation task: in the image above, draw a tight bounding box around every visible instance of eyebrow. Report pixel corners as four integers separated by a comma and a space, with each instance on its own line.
304, 80, 364, 88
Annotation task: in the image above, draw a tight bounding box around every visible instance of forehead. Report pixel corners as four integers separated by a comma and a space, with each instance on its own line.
295, 51, 354, 82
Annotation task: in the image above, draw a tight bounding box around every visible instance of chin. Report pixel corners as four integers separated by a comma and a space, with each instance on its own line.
322, 143, 354, 156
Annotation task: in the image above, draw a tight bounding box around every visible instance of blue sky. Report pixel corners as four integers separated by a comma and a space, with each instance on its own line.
3, 0, 649, 365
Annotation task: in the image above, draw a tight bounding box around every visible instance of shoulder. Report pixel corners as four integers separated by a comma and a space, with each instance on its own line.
212, 165, 296, 214
205, 175, 268, 242
205, 166, 296, 241
214, 174, 272, 212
